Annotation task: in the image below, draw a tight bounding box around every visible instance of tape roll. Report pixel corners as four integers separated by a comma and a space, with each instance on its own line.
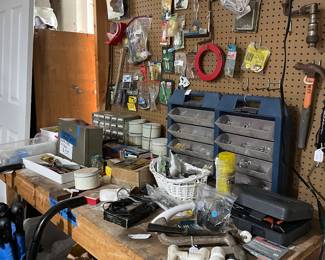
194, 43, 224, 81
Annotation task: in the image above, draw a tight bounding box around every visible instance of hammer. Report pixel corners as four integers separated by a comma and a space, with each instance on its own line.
294, 63, 325, 149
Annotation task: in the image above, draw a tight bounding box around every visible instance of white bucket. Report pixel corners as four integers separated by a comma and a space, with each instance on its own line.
142, 123, 161, 138
128, 119, 146, 134
151, 138, 167, 156
128, 133, 142, 146
142, 137, 152, 150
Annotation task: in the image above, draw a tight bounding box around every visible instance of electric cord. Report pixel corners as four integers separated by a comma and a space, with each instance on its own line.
307, 165, 325, 204
279, 0, 293, 103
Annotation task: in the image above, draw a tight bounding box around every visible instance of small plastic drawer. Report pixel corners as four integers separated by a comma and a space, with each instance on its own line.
99, 122, 105, 128
235, 172, 272, 191
168, 139, 214, 161
215, 133, 273, 161
169, 107, 214, 127
168, 123, 214, 144
216, 115, 275, 141
236, 155, 272, 182
175, 154, 214, 174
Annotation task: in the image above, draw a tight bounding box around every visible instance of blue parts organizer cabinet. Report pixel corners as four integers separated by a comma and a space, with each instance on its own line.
168, 90, 289, 193
167, 90, 220, 170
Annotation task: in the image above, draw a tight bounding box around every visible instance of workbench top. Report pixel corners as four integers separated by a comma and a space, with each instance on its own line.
0, 169, 322, 260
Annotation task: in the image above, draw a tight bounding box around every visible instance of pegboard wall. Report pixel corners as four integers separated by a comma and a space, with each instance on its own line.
108, 0, 325, 206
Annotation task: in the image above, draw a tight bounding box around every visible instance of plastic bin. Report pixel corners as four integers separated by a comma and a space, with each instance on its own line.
169, 107, 215, 127
216, 115, 275, 141
168, 138, 214, 161
215, 133, 273, 161
236, 155, 272, 182
168, 123, 214, 144
175, 154, 213, 174
0, 138, 57, 167
235, 172, 272, 191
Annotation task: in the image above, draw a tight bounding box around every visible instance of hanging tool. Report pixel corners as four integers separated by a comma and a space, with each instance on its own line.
112, 47, 127, 104
282, 1, 320, 48
294, 62, 325, 149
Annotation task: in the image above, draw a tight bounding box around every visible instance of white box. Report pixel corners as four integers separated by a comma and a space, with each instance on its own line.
23, 153, 79, 184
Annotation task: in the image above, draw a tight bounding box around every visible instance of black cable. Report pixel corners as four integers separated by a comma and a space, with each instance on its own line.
279, 0, 293, 104
27, 196, 87, 260
307, 165, 325, 203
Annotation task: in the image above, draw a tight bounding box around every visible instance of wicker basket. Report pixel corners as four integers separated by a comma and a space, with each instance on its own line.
149, 158, 209, 201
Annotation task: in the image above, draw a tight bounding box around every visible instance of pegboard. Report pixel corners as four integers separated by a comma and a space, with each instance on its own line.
108, 0, 325, 207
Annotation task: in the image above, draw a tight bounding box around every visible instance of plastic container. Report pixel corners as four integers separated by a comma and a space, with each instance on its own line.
142, 123, 161, 138
216, 115, 275, 141
128, 133, 142, 146
128, 119, 146, 134
142, 137, 152, 150
169, 107, 215, 127
176, 154, 213, 174
168, 139, 214, 161
168, 123, 214, 144
215, 133, 273, 161
236, 155, 272, 182
215, 152, 236, 194
40, 126, 59, 142
74, 168, 100, 190
150, 138, 167, 156
0, 137, 57, 167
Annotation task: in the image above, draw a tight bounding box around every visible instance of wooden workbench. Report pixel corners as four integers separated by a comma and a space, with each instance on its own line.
0, 169, 322, 260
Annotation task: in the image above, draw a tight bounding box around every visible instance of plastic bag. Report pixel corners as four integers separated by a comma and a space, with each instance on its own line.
138, 81, 150, 110
195, 184, 236, 232
148, 61, 162, 81
160, 20, 170, 46
127, 17, 152, 64
146, 184, 182, 210
106, 0, 124, 20
162, 0, 173, 19
173, 15, 185, 50
185, 53, 196, 79
175, 0, 189, 10
220, 0, 251, 18
241, 42, 271, 73
149, 82, 160, 111
174, 52, 187, 75
167, 15, 178, 37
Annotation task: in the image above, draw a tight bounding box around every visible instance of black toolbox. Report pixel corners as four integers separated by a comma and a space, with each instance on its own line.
231, 185, 313, 246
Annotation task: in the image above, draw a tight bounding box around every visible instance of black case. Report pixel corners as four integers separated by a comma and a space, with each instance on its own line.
231, 185, 313, 246
103, 197, 157, 228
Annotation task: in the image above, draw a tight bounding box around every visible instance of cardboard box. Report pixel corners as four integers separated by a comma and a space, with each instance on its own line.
110, 158, 155, 188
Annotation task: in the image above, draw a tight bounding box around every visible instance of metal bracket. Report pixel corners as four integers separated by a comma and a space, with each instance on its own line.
256, 79, 281, 91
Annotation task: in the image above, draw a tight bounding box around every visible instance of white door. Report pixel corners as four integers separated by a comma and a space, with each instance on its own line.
0, 0, 34, 202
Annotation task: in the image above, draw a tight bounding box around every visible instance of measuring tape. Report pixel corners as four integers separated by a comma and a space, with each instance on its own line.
194, 43, 224, 81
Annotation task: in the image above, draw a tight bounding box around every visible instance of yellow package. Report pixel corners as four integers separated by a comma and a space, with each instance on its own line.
242, 42, 271, 73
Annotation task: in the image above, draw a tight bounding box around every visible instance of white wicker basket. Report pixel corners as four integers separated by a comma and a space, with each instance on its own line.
149, 158, 209, 201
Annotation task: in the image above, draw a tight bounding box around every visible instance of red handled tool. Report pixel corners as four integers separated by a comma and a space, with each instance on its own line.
294, 63, 325, 149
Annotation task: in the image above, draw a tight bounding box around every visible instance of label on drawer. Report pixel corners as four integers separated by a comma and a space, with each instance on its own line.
59, 138, 73, 160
